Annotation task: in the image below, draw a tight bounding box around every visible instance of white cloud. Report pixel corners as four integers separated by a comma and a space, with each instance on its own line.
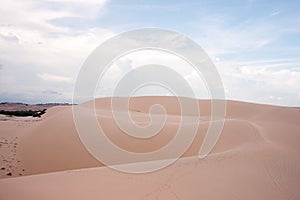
215, 58, 300, 106
38, 73, 72, 83
184, 70, 209, 98
0, 33, 19, 43
0, 0, 114, 103
270, 10, 281, 16
46, 0, 108, 19
48, 0, 106, 4
96, 49, 210, 98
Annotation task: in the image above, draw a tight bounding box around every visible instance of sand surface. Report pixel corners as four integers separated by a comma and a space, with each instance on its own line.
0, 96, 300, 199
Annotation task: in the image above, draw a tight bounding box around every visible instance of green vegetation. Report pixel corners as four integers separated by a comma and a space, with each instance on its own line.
0, 109, 46, 118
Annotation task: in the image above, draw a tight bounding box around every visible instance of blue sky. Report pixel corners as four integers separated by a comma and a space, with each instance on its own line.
0, 0, 300, 106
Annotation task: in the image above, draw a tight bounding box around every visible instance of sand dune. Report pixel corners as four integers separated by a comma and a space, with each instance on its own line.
0, 96, 300, 199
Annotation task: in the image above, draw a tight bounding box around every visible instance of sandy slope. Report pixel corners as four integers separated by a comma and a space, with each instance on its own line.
0, 96, 300, 199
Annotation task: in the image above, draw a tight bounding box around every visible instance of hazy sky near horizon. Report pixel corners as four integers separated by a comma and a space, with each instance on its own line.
0, 0, 300, 106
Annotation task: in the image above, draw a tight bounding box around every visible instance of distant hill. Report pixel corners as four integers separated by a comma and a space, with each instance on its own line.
0, 102, 73, 112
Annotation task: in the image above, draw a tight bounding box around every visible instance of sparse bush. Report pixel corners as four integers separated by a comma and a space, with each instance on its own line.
0, 109, 47, 118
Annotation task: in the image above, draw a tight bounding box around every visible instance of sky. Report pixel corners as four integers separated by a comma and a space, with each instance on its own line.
0, 0, 300, 106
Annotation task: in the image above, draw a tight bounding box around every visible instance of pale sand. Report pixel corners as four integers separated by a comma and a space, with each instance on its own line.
0, 96, 300, 199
